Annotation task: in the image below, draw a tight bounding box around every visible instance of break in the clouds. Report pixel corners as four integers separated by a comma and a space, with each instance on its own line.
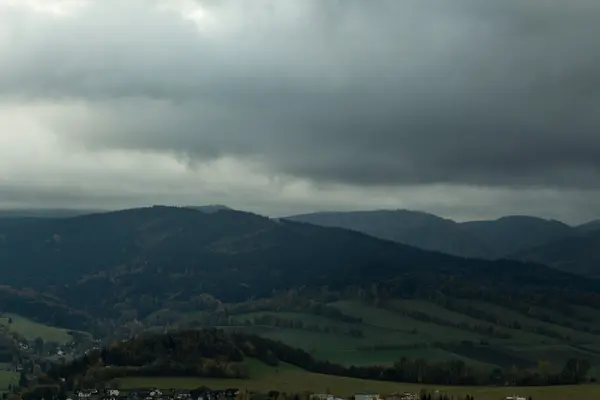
1, 0, 600, 222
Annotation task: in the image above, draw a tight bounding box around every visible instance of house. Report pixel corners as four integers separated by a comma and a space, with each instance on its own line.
389, 393, 417, 400
311, 395, 333, 400
127, 389, 152, 399
106, 389, 120, 397
505, 397, 525, 400
354, 393, 379, 400
401, 393, 418, 400
173, 390, 192, 399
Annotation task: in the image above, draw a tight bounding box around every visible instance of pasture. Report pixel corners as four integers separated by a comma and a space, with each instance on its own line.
0, 370, 17, 392
117, 360, 600, 400
0, 314, 72, 343
227, 309, 479, 368
227, 298, 600, 376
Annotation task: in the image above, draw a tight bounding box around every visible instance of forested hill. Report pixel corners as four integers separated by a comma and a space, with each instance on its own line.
286, 211, 574, 260
0, 206, 598, 325
511, 228, 600, 277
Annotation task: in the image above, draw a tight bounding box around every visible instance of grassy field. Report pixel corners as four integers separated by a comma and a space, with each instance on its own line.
227, 309, 485, 368
388, 300, 556, 345
116, 360, 600, 400
454, 300, 599, 343
0, 314, 73, 343
330, 301, 484, 343
573, 306, 600, 328
226, 298, 600, 377
0, 370, 17, 392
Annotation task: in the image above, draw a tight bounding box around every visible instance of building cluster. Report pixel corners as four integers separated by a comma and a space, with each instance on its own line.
67, 389, 425, 400
69, 388, 240, 400
312, 392, 418, 400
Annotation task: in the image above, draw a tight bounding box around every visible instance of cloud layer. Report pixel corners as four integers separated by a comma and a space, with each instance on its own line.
1, 0, 600, 221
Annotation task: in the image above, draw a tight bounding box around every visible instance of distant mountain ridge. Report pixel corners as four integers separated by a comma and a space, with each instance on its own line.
184, 204, 234, 213
1, 205, 595, 326
286, 210, 491, 258
2, 206, 594, 276
460, 215, 574, 258
2, 205, 600, 289
511, 228, 600, 277
0, 208, 104, 218
286, 210, 576, 259
0, 205, 234, 218
576, 219, 600, 233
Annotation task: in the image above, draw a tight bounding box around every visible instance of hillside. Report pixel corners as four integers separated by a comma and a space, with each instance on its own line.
287, 211, 575, 260
460, 216, 574, 259
0, 207, 595, 315
0, 285, 92, 331
286, 210, 491, 258
45, 329, 592, 390
2, 206, 600, 378
511, 229, 600, 277
576, 219, 600, 234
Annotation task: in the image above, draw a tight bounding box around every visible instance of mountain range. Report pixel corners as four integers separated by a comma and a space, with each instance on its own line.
0, 206, 598, 325
286, 210, 600, 276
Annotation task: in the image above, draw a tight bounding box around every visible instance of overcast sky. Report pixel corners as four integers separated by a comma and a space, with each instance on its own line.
1, 0, 600, 223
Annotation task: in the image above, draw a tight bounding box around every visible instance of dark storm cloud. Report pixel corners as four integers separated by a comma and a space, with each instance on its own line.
2, 0, 600, 189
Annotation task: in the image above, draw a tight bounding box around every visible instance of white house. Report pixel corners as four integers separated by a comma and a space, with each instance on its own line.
311, 395, 334, 400
399, 393, 418, 400
107, 389, 120, 397
355, 393, 379, 400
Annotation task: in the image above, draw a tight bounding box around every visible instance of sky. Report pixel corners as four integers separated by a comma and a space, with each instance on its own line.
1, 0, 600, 223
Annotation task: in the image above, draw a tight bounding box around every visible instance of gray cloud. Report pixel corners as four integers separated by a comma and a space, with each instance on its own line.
1, 0, 600, 221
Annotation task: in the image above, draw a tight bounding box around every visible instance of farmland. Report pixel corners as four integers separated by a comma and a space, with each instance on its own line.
0, 370, 17, 393
219, 298, 600, 376
0, 313, 73, 343
116, 360, 600, 400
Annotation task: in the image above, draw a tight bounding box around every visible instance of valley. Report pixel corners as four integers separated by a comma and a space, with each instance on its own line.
1, 206, 600, 397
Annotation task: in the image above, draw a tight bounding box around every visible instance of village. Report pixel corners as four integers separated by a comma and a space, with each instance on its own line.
1, 316, 535, 400
49, 387, 530, 400
62, 389, 425, 400
2, 340, 531, 400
